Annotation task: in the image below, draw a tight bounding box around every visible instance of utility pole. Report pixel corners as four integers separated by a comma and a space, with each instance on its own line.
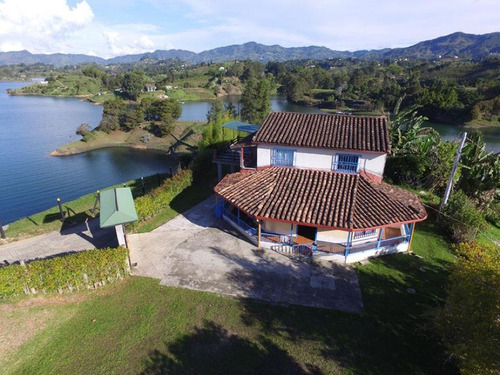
440, 132, 467, 210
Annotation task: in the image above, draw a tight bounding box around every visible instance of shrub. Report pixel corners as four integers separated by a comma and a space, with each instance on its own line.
434, 242, 500, 375
134, 169, 193, 221
440, 190, 485, 243
0, 247, 129, 298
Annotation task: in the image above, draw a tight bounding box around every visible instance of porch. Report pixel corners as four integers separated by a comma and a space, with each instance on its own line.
216, 201, 414, 264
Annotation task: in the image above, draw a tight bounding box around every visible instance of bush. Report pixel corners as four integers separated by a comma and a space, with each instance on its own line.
440, 191, 485, 243
0, 247, 129, 298
134, 169, 193, 221
434, 242, 500, 375
384, 155, 425, 187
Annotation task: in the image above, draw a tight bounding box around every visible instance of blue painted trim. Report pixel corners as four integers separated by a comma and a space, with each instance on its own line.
290, 223, 294, 245
345, 232, 352, 257
377, 228, 384, 249
237, 208, 240, 226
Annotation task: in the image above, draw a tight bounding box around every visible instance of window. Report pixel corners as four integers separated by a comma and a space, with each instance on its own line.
354, 229, 377, 239
272, 148, 295, 167
334, 154, 359, 173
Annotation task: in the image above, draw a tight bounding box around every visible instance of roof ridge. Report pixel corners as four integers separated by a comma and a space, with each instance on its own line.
346, 174, 359, 229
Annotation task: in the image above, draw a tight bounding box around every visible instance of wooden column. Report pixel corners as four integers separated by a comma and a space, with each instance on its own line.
257, 219, 261, 248
408, 223, 416, 252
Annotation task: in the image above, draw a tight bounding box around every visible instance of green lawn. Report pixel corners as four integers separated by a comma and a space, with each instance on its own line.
1, 211, 459, 374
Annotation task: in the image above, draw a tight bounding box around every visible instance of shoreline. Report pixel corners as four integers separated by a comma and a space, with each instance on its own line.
50, 143, 175, 157
50, 122, 202, 157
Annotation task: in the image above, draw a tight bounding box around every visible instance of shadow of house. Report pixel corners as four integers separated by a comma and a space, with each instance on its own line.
140, 321, 322, 375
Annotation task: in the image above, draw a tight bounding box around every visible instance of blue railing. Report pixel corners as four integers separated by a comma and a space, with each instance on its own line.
223, 208, 256, 235
347, 235, 409, 255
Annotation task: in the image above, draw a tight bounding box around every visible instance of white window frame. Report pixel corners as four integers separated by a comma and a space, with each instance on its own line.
333, 153, 360, 173
271, 148, 295, 167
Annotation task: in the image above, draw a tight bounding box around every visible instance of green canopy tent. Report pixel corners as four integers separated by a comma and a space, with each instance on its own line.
221, 120, 259, 134
99, 187, 138, 247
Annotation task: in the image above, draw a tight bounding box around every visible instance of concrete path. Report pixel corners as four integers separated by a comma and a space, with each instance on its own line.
0, 218, 117, 265
128, 197, 364, 313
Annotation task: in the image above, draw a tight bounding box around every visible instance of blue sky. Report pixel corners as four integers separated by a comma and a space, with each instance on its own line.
0, 0, 499, 58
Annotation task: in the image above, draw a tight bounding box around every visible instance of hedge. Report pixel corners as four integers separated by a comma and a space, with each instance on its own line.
133, 168, 193, 221
0, 247, 129, 298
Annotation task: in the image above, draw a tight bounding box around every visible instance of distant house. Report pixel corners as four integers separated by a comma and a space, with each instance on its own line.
144, 84, 157, 92
213, 112, 427, 263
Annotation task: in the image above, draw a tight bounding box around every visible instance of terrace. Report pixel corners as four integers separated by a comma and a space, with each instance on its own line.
218, 201, 413, 264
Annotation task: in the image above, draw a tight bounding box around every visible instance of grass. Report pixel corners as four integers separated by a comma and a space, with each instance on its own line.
0, 210, 459, 374
129, 181, 214, 233
166, 87, 216, 101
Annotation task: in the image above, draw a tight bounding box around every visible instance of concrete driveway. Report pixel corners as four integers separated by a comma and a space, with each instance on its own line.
128, 197, 364, 313
0, 218, 117, 265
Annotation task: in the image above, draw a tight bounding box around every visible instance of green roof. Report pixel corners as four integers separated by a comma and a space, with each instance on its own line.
222, 120, 259, 133
99, 188, 138, 228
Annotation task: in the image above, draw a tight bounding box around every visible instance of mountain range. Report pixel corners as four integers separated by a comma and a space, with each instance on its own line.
0, 32, 499, 67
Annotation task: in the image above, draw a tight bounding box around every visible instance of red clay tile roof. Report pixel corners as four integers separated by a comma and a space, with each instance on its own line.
253, 112, 390, 153
215, 167, 426, 230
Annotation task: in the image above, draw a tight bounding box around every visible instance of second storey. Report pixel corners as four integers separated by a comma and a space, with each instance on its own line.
256, 144, 387, 177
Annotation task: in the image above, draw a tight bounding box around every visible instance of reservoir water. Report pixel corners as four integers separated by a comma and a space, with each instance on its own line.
0, 82, 176, 224
1, 81, 499, 224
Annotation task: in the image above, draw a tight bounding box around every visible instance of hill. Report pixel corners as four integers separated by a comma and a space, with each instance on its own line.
0, 32, 499, 66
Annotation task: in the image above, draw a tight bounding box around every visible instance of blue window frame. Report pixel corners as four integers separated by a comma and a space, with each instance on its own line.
333, 153, 360, 173
272, 148, 295, 166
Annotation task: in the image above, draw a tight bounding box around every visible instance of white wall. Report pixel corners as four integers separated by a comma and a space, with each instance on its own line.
262, 220, 296, 236
257, 145, 386, 177
317, 228, 348, 243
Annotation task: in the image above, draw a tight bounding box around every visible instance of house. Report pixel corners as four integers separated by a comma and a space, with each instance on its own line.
213, 112, 427, 263
144, 84, 157, 92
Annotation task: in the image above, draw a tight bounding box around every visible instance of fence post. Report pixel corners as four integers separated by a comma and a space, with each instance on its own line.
141, 177, 145, 195
57, 197, 65, 221
0, 221, 5, 239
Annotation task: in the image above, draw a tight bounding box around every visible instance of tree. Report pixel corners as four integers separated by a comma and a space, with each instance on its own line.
122, 70, 146, 100
145, 99, 182, 137
98, 98, 125, 132
435, 242, 500, 375
457, 131, 500, 210
439, 190, 485, 243
240, 78, 271, 124
76, 123, 93, 142
76, 123, 91, 137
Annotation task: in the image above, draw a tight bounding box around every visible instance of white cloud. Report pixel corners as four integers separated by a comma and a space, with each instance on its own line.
103, 29, 156, 56
0, 0, 94, 53
0, 0, 499, 57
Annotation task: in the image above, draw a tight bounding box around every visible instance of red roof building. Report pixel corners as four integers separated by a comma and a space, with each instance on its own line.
214, 112, 427, 263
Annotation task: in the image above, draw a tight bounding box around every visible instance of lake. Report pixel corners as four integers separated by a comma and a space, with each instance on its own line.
0, 82, 177, 224
1, 82, 499, 224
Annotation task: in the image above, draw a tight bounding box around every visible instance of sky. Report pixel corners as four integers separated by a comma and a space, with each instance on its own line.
0, 0, 498, 58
